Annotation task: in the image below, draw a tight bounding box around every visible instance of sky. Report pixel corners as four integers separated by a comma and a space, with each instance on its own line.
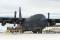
0, 0, 60, 32
0, 0, 60, 18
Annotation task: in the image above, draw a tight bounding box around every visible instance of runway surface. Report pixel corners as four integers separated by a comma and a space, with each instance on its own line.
0, 25, 60, 40
0, 32, 60, 40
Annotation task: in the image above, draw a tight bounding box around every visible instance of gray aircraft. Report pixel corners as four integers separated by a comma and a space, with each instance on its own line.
0, 7, 59, 33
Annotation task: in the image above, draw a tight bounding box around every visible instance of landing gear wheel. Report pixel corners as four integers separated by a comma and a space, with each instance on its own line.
37, 29, 42, 33
32, 31, 37, 33
32, 29, 42, 33
20, 30, 25, 33
38, 29, 42, 33
22, 31, 25, 33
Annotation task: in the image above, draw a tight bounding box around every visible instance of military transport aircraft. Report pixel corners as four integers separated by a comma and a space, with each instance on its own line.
0, 7, 60, 33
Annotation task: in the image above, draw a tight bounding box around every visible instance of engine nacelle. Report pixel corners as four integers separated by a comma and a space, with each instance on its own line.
49, 19, 56, 26
1, 21, 6, 26
49, 22, 56, 26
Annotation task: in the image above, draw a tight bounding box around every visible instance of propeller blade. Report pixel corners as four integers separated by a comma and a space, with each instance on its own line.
14, 11, 16, 18
19, 7, 22, 25
48, 12, 50, 19
14, 11, 17, 26
19, 7, 22, 19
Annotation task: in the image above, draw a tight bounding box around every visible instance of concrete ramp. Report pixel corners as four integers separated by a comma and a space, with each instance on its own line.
43, 25, 60, 33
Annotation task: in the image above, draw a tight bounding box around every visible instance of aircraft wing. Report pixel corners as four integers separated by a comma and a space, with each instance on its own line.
0, 17, 24, 24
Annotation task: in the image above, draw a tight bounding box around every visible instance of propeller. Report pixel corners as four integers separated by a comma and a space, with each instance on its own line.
19, 7, 25, 25
19, 7, 22, 19
48, 12, 50, 19
14, 7, 22, 26
19, 7, 22, 25
14, 11, 17, 26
